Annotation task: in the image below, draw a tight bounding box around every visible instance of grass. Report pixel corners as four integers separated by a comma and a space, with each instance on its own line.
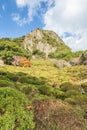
0, 59, 87, 129
1, 59, 86, 85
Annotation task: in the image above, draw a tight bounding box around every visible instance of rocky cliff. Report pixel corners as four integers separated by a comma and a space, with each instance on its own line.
23, 28, 70, 58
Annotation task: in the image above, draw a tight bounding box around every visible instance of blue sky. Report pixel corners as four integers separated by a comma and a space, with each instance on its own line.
0, 0, 87, 51
0, 0, 46, 38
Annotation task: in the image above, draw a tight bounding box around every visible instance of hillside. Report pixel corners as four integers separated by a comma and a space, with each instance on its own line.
23, 28, 70, 58
0, 29, 87, 130
0, 59, 87, 130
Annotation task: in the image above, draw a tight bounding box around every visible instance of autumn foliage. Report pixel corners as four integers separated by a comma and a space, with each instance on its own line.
18, 57, 32, 67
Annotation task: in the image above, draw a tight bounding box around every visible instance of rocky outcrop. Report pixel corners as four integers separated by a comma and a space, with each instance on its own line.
23, 28, 70, 58
51, 59, 71, 68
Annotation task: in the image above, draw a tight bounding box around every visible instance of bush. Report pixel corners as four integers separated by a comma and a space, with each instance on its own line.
0, 88, 35, 130
65, 95, 87, 110
18, 85, 39, 99
49, 50, 85, 61
65, 90, 80, 98
0, 79, 14, 87
0, 40, 31, 64
60, 82, 73, 92
53, 89, 65, 100
1, 50, 14, 64
39, 85, 53, 96
60, 82, 81, 92
33, 98, 86, 130
33, 49, 46, 58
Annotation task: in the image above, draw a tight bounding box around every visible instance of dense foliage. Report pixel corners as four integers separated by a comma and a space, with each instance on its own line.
0, 87, 34, 130
49, 50, 85, 61
32, 49, 46, 58
12, 36, 25, 46
0, 39, 31, 64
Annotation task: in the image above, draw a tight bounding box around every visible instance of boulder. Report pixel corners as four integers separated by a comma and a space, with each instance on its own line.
0, 59, 4, 66
12, 56, 32, 67
80, 52, 87, 65
69, 57, 80, 66
12, 56, 21, 66
54, 59, 71, 68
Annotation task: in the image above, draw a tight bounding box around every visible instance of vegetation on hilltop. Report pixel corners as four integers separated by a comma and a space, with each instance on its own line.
12, 36, 25, 46
49, 50, 86, 61
23, 28, 71, 58
0, 29, 86, 62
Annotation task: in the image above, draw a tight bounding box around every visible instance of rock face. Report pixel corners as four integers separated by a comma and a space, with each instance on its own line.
23, 28, 70, 58
54, 59, 71, 68
0, 59, 4, 66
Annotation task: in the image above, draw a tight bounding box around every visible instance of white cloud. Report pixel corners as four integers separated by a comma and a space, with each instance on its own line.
16, 0, 27, 7
12, 13, 29, 26
15, 0, 54, 23
14, 0, 87, 51
43, 0, 87, 51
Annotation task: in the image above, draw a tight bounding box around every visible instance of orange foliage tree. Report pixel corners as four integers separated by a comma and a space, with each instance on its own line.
19, 57, 32, 67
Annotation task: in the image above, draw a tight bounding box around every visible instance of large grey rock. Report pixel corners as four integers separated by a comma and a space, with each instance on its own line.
0, 60, 4, 66
54, 59, 71, 68
12, 56, 21, 66
69, 57, 80, 66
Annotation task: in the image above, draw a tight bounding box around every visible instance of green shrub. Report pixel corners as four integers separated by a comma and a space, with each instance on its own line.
60, 82, 81, 92
0, 40, 31, 64
65, 95, 87, 110
65, 90, 81, 98
1, 50, 14, 64
60, 82, 73, 92
18, 84, 39, 95
33, 49, 46, 58
53, 89, 65, 100
0, 88, 35, 130
15, 72, 46, 85
0, 79, 14, 87
49, 50, 85, 61
39, 85, 53, 96
12, 36, 25, 46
